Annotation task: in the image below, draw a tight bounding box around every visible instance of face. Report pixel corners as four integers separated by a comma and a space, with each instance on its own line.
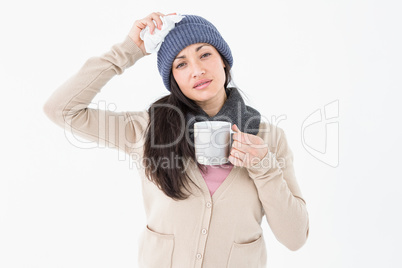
171, 43, 226, 105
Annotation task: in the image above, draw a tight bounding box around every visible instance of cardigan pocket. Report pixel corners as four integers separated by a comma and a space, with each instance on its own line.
138, 225, 175, 268
226, 235, 264, 268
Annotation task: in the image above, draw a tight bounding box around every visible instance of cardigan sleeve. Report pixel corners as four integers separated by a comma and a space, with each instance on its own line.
43, 36, 149, 155
246, 126, 310, 251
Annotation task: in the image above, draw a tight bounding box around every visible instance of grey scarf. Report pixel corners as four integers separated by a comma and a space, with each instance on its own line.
186, 87, 261, 145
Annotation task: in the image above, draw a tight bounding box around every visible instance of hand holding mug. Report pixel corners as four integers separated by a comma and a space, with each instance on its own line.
229, 124, 269, 168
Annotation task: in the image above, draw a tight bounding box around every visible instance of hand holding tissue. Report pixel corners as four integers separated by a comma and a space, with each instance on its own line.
140, 14, 185, 54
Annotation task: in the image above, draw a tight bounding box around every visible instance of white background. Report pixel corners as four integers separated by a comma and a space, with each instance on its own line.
1, 0, 402, 267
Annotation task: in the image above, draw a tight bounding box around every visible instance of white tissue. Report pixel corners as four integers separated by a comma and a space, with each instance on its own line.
140, 14, 185, 54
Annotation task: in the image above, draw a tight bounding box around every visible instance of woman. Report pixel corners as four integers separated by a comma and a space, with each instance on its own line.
43, 12, 309, 268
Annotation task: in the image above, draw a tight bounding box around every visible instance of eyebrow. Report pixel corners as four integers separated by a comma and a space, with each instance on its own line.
174, 44, 210, 60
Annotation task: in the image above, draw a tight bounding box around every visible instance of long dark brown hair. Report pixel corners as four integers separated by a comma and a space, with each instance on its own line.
142, 55, 236, 200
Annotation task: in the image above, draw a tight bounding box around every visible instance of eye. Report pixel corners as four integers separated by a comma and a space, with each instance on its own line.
201, 53, 211, 58
175, 62, 186, 69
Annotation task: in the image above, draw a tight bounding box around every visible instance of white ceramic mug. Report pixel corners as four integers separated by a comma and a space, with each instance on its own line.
194, 121, 235, 165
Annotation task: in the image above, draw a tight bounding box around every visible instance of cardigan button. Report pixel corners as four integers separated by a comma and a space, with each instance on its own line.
206, 202, 212, 208
201, 228, 207, 235
196, 253, 203, 259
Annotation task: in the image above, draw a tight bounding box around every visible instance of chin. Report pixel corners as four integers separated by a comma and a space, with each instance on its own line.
193, 90, 218, 100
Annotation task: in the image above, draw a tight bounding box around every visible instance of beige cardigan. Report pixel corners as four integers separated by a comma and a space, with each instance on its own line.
43, 35, 309, 268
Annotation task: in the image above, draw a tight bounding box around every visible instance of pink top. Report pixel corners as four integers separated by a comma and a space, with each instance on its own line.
199, 163, 234, 196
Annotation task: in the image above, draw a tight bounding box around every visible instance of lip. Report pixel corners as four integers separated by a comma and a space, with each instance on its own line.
193, 79, 212, 89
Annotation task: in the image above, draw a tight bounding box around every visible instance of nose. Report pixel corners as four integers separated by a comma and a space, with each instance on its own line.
191, 61, 205, 78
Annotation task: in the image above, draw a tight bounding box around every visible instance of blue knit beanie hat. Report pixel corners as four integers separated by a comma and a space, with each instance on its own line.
157, 15, 233, 92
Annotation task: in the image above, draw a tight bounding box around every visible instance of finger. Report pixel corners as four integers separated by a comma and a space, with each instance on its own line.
134, 19, 147, 29
143, 17, 157, 34
232, 124, 249, 144
232, 140, 246, 153
148, 12, 164, 30
232, 124, 240, 132
135, 18, 151, 31
230, 148, 246, 162
232, 124, 241, 137
232, 132, 246, 143
233, 132, 257, 145
228, 153, 243, 167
